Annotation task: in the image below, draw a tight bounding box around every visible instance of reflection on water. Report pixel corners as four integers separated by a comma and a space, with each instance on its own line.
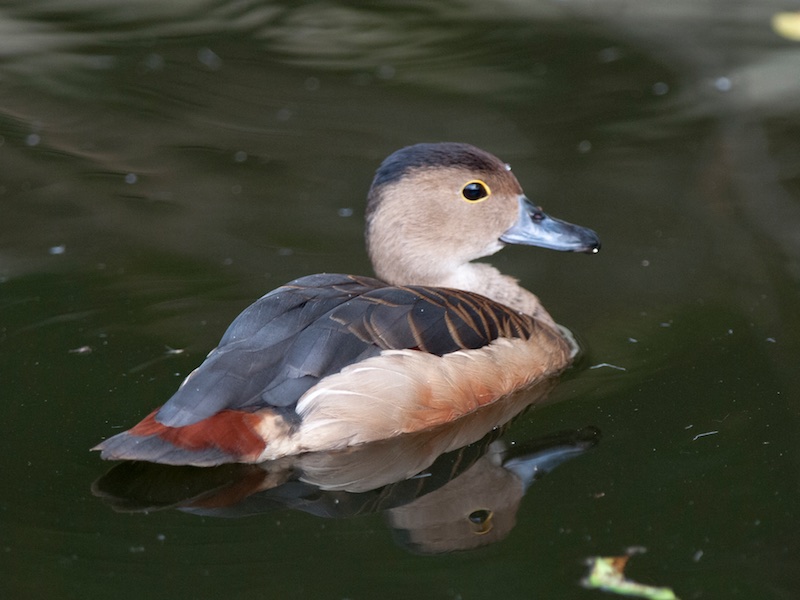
94, 416, 600, 554
3, 0, 800, 598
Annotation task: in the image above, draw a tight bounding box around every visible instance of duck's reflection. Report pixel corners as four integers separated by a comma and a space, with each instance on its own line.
93, 382, 599, 554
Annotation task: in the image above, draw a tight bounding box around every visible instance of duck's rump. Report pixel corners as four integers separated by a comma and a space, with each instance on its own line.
95, 273, 570, 466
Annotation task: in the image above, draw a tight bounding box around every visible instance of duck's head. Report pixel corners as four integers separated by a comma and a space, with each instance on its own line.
365, 142, 600, 287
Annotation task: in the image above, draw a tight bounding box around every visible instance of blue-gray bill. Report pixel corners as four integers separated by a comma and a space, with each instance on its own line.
500, 195, 600, 254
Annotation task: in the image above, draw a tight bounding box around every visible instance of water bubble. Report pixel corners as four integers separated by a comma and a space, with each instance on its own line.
577, 140, 592, 154
144, 53, 165, 71
337, 207, 353, 217
376, 65, 396, 80
304, 77, 320, 92
714, 76, 732, 92
598, 47, 622, 63
652, 81, 669, 96
198, 47, 221, 70
125, 173, 138, 184
49, 245, 66, 255
234, 150, 247, 163
276, 108, 292, 122
88, 55, 116, 70
25, 133, 41, 147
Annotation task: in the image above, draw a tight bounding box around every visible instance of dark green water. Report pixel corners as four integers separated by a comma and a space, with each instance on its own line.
2, 1, 799, 598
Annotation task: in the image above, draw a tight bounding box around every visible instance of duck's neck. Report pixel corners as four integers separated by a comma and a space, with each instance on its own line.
443, 263, 557, 328
377, 260, 557, 329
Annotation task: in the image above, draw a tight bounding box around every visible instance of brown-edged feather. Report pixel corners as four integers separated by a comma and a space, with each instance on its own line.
94, 273, 552, 464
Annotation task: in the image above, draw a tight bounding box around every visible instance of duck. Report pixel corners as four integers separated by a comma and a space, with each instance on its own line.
94, 142, 600, 466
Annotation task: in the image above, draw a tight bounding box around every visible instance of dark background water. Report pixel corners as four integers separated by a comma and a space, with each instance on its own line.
2, 1, 800, 598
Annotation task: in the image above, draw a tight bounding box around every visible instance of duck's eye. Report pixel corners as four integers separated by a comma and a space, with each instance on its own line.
461, 180, 491, 203
467, 509, 494, 535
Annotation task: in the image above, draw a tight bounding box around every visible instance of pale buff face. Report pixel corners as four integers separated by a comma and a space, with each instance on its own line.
366, 161, 525, 284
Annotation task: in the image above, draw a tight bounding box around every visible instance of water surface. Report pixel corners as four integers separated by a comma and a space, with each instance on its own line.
2, 1, 799, 598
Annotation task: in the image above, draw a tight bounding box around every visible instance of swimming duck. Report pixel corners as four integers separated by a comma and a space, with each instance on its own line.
95, 142, 600, 466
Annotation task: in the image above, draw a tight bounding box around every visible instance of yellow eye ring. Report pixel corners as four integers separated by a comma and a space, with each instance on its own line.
461, 180, 491, 203
467, 508, 494, 535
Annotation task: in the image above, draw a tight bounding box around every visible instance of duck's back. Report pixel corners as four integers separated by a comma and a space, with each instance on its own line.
95, 274, 572, 466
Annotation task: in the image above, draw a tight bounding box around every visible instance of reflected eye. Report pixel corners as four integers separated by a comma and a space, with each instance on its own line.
461, 180, 491, 203
467, 509, 494, 535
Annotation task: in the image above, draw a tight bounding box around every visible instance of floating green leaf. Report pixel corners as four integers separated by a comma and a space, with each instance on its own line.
582, 553, 680, 600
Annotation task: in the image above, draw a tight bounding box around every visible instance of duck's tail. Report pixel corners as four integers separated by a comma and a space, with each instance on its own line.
92, 408, 271, 467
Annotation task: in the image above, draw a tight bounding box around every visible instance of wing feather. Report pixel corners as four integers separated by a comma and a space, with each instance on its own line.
153, 273, 540, 428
